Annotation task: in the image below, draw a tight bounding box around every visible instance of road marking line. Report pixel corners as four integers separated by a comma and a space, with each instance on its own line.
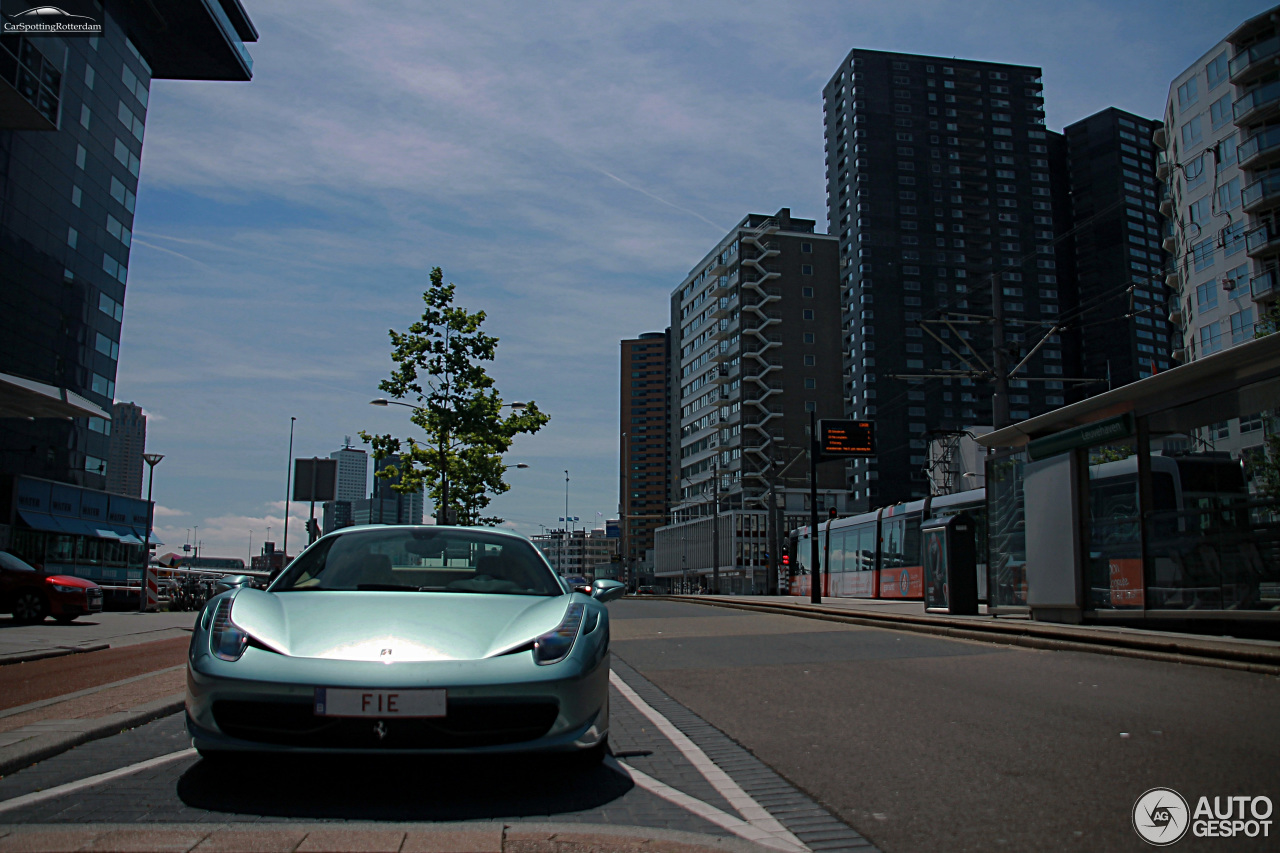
0, 665, 187, 719
609, 670, 808, 851
607, 757, 806, 853
0, 748, 195, 813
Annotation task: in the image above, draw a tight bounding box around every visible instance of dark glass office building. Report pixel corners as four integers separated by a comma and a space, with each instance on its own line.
825, 49, 1067, 511
620, 331, 671, 572
0, 0, 256, 490
1062, 108, 1171, 390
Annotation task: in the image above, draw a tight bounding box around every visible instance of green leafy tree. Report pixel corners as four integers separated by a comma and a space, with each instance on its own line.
361, 267, 549, 525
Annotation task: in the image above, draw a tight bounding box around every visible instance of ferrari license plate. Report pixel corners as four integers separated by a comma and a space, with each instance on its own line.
314, 687, 447, 718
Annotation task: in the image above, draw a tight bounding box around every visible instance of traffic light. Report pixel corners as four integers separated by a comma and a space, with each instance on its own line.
829, 507, 838, 519
782, 555, 790, 567
306, 518, 321, 543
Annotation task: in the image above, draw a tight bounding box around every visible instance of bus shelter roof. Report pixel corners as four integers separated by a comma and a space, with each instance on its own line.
979, 333, 1280, 449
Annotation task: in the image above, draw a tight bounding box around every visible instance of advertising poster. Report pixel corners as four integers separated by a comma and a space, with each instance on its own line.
924, 527, 949, 610
879, 566, 923, 599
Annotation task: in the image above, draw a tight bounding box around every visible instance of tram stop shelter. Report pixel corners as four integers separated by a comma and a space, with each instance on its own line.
977, 333, 1280, 628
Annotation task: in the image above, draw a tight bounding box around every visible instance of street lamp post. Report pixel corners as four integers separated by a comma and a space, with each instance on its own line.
283, 417, 295, 565
140, 453, 163, 612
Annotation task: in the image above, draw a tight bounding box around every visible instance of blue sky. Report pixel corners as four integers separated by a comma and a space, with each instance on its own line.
116, 0, 1266, 561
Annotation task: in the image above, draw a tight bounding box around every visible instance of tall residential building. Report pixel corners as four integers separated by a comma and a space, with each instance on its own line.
1063, 108, 1172, 389
322, 439, 368, 533
532, 528, 619, 577
0, 1, 256, 490
620, 331, 671, 575
652, 208, 845, 594
825, 49, 1065, 510
104, 400, 144, 496
331, 440, 368, 501
1160, 4, 1278, 366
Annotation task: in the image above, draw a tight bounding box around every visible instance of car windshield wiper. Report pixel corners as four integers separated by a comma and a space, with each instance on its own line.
354, 583, 423, 591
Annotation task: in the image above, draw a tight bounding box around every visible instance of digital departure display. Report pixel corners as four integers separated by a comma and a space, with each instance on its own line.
818, 419, 875, 457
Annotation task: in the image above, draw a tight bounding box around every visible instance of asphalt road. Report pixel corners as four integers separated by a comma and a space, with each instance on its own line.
2, 599, 1276, 852
608, 598, 1280, 852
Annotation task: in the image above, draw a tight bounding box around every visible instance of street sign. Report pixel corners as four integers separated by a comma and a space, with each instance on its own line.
293, 458, 337, 502
818, 419, 876, 457
1027, 413, 1134, 461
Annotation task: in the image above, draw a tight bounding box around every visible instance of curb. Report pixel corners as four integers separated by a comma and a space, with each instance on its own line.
0, 822, 776, 853
0, 693, 185, 778
658, 596, 1280, 676
0, 644, 110, 667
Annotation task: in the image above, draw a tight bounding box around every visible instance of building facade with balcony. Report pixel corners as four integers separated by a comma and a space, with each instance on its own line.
825, 49, 1070, 512
652, 208, 845, 594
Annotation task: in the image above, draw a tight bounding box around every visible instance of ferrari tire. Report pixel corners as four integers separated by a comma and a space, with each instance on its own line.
12, 591, 48, 624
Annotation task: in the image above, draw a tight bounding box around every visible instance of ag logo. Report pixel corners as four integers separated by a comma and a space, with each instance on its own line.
899, 569, 910, 597
1133, 787, 1190, 846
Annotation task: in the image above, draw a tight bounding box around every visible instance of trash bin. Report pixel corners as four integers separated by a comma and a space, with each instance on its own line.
921, 512, 979, 615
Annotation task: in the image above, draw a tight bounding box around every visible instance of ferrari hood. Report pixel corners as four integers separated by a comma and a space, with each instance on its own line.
226, 588, 574, 662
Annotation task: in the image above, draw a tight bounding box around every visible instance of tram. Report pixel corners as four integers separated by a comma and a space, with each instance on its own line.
788, 488, 986, 601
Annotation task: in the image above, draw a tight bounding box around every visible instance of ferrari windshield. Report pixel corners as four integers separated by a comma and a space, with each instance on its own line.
270, 528, 564, 596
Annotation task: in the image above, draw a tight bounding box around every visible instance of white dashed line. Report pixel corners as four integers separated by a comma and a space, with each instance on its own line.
609, 670, 809, 851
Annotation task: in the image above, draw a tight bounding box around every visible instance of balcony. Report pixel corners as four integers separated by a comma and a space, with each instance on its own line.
1238, 125, 1280, 171
1161, 235, 1178, 254
1167, 296, 1183, 325
1246, 224, 1280, 258
1152, 126, 1168, 148
1251, 269, 1277, 299
1159, 196, 1175, 218
1233, 80, 1280, 125
1229, 35, 1280, 85
1242, 173, 1280, 212
1156, 151, 1172, 180
1166, 269, 1183, 291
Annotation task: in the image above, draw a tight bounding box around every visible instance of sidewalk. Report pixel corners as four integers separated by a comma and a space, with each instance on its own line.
661, 594, 1280, 674
0, 611, 198, 665
0, 613, 191, 777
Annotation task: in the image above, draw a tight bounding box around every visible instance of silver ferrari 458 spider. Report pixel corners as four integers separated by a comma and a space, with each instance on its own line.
185, 525, 624, 763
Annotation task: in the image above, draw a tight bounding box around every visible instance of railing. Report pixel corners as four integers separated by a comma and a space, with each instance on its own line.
1251, 269, 1277, 299
1242, 173, 1280, 209
1238, 125, 1280, 167
1230, 35, 1280, 82
1233, 79, 1280, 123
1246, 224, 1280, 255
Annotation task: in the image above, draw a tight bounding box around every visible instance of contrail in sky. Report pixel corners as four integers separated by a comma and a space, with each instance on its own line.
592, 167, 726, 232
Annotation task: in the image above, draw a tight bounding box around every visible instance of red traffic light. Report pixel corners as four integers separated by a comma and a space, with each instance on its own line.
782, 555, 790, 565
829, 507, 838, 519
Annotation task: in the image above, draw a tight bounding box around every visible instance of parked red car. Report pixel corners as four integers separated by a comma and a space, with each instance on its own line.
0, 551, 103, 623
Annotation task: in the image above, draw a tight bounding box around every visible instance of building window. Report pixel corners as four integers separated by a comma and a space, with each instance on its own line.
802, 309, 815, 320
804, 378, 816, 389
1209, 94, 1232, 129
1206, 52, 1228, 89
67, 227, 77, 249
802, 286, 814, 297
1180, 115, 1202, 148
801, 242, 812, 253
1199, 322, 1222, 354
803, 333, 815, 343
801, 264, 813, 275
804, 401, 817, 412
79, 104, 91, 129
803, 354, 815, 366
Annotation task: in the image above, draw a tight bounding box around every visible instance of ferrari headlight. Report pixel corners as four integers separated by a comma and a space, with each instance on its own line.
533, 602, 584, 666
210, 597, 249, 662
